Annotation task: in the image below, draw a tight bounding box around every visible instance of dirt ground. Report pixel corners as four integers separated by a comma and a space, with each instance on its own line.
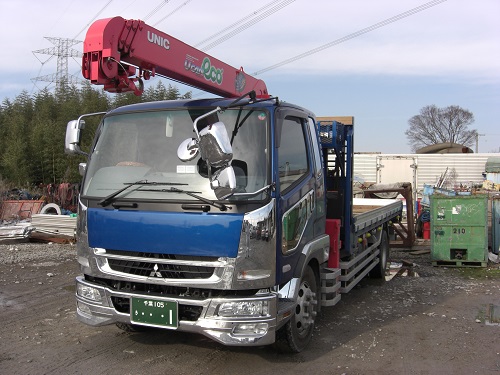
0, 241, 499, 375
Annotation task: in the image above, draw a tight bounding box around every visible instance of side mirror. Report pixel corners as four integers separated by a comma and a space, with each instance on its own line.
177, 138, 199, 162
198, 121, 233, 167
65, 119, 87, 156
177, 107, 238, 199
211, 166, 236, 199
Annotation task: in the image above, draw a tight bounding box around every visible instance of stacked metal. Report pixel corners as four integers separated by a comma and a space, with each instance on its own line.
31, 214, 77, 237
0, 222, 34, 242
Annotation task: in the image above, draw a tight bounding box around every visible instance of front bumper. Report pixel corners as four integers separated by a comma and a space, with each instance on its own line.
75, 276, 278, 346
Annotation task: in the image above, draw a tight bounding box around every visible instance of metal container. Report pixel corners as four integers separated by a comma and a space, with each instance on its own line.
430, 195, 488, 267
493, 197, 500, 255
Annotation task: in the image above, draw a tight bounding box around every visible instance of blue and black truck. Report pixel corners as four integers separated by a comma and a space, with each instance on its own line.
66, 17, 403, 352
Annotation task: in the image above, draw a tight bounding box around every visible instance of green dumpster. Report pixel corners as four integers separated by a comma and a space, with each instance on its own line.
430, 195, 488, 267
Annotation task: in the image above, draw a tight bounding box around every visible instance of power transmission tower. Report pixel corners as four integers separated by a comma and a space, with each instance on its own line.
32, 37, 83, 91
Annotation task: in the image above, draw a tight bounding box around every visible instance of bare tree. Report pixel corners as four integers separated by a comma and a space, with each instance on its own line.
405, 105, 477, 152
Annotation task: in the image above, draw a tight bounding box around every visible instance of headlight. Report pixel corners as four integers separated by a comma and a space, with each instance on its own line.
217, 301, 269, 317
77, 283, 102, 302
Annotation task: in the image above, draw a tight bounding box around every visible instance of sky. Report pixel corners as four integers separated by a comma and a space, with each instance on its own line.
0, 0, 499, 154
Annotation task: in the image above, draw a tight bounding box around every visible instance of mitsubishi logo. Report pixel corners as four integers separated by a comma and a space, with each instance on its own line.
150, 264, 162, 278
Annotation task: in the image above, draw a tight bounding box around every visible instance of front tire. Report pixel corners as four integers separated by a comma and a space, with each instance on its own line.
276, 266, 318, 352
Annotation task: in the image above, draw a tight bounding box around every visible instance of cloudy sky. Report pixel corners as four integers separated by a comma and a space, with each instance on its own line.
0, 0, 498, 153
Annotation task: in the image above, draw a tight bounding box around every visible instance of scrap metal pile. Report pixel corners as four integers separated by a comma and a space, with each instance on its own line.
0, 183, 78, 243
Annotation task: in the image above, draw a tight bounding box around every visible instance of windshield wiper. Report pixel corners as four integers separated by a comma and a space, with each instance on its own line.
168, 187, 230, 211
98, 180, 187, 207
98, 180, 146, 207
98, 181, 229, 211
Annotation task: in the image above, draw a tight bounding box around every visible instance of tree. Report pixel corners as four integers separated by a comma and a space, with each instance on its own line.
0, 92, 33, 186
0, 82, 191, 187
142, 81, 192, 102
405, 105, 477, 152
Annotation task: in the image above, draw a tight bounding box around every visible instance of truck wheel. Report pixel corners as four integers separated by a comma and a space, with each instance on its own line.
276, 266, 318, 352
370, 230, 389, 279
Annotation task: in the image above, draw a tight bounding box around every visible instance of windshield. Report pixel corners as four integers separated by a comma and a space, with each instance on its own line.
82, 108, 269, 202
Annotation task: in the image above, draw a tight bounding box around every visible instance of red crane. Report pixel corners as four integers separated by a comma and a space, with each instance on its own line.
82, 16, 269, 98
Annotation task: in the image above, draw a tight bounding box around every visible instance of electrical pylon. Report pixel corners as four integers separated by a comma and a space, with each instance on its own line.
32, 37, 83, 90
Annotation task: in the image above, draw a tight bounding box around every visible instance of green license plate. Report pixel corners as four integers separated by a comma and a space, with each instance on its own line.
131, 297, 178, 328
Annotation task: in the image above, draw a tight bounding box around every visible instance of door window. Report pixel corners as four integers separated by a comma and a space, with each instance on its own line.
278, 117, 309, 193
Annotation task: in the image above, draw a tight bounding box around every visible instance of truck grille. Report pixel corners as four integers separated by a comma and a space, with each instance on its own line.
100, 250, 218, 279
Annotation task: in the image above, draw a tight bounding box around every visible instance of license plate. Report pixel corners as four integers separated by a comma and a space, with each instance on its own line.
131, 297, 178, 328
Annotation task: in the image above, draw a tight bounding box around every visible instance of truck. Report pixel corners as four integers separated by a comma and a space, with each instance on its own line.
66, 16, 403, 352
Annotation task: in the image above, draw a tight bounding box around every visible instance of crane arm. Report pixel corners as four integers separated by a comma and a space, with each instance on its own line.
82, 16, 269, 98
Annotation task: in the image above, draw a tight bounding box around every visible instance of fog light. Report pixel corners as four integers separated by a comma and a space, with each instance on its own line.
218, 301, 269, 317
77, 284, 102, 302
77, 301, 92, 315
233, 323, 268, 335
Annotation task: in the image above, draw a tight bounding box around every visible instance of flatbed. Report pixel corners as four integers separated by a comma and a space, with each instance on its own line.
353, 198, 402, 234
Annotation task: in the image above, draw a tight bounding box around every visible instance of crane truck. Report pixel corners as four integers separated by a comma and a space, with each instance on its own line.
66, 16, 403, 352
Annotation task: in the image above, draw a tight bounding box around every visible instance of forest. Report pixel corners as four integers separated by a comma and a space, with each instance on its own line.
0, 81, 191, 191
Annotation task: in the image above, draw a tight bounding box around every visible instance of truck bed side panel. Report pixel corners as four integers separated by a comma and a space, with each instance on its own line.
352, 198, 402, 234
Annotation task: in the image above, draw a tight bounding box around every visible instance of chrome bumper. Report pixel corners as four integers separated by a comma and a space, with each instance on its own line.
75, 276, 277, 346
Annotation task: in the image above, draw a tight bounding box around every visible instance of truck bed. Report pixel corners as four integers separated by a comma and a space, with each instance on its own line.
352, 198, 402, 234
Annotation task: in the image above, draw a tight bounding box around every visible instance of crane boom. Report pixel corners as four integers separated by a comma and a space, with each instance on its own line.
82, 16, 269, 98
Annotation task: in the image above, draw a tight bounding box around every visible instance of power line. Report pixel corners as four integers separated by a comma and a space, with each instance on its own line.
144, 0, 172, 21
46, 0, 76, 36
72, 0, 114, 39
253, 0, 448, 75
121, 0, 140, 13
198, 0, 295, 51
153, 0, 193, 27
195, 0, 284, 47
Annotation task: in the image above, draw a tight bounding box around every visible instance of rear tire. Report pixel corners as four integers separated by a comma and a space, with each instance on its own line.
276, 266, 318, 352
370, 230, 389, 279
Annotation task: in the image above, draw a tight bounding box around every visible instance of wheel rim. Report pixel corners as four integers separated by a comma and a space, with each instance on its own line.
294, 278, 317, 338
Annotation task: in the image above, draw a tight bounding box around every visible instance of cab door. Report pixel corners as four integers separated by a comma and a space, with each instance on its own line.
275, 109, 316, 285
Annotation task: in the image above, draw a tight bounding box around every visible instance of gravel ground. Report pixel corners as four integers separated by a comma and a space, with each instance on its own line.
0, 242, 76, 264
1, 241, 499, 375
